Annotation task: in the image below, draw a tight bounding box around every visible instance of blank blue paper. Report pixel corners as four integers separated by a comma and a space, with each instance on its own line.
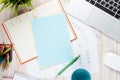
31, 13, 73, 67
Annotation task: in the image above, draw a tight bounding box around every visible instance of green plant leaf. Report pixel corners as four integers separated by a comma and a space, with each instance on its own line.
27, 0, 33, 9
0, 2, 9, 12
0, 0, 33, 16
14, 5, 18, 16
0, 0, 4, 4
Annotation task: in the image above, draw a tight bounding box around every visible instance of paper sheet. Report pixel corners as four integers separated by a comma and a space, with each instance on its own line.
31, 13, 73, 68
67, 15, 99, 73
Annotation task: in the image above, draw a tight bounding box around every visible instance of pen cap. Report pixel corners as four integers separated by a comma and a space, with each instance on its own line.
71, 69, 91, 80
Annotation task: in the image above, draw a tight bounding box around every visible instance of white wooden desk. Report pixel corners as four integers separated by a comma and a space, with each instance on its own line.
0, 0, 120, 80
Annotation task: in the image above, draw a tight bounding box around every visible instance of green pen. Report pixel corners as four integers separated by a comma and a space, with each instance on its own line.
56, 55, 80, 77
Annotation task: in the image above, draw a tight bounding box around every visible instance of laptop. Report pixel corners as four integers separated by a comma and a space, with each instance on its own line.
65, 0, 120, 42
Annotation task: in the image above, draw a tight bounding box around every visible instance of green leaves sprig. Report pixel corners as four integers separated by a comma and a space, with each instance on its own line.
0, 0, 33, 16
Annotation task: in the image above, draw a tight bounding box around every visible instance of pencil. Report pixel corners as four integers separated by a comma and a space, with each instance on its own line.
3, 47, 11, 55
56, 55, 80, 77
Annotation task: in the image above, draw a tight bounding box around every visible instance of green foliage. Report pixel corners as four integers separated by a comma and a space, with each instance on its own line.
0, 0, 33, 16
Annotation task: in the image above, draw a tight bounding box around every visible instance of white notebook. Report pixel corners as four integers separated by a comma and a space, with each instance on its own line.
2, 0, 76, 64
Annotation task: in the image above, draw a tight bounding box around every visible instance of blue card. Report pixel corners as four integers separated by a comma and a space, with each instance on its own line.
31, 13, 73, 67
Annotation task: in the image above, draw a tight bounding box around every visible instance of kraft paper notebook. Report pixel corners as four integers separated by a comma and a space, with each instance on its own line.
31, 13, 73, 67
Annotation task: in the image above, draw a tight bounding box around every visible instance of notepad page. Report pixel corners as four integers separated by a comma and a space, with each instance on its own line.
3, 12, 38, 64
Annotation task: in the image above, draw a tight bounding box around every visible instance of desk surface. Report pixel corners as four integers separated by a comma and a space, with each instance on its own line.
0, 0, 120, 80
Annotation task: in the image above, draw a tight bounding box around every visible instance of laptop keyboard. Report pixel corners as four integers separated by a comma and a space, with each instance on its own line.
85, 0, 120, 19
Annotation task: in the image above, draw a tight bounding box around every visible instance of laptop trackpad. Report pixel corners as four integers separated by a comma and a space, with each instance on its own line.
87, 9, 113, 30
87, 9, 120, 42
